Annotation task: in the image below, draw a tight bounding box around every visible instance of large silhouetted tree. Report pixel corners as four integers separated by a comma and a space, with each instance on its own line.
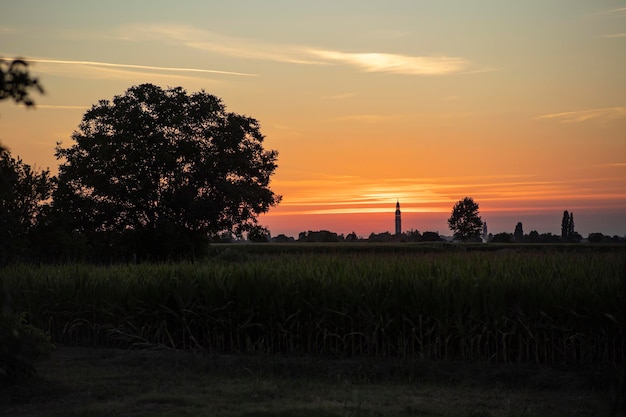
448, 197, 483, 241
53, 83, 281, 259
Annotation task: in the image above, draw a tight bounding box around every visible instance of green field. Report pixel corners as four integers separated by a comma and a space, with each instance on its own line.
2, 243, 625, 416
2, 243, 624, 366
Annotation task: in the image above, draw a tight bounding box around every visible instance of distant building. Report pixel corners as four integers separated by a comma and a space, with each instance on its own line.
395, 200, 402, 235
482, 222, 488, 242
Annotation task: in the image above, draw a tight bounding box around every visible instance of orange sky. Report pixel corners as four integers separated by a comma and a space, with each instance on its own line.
2, 1, 625, 237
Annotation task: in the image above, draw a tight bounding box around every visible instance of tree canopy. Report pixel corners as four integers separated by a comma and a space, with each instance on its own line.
0, 151, 53, 263
53, 83, 281, 259
514, 222, 524, 242
447, 197, 483, 241
0, 58, 43, 107
0, 58, 44, 154
561, 210, 576, 241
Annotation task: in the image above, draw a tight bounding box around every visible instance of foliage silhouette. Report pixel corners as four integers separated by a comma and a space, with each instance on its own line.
0, 151, 53, 264
561, 210, 578, 242
53, 84, 280, 260
491, 232, 513, 243
514, 222, 524, 242
447, 197, 483, 241
0, 58, 44, 107
0, 58, 44, 153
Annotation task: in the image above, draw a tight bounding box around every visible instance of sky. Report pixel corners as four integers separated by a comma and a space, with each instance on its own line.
1, 0, 625, 238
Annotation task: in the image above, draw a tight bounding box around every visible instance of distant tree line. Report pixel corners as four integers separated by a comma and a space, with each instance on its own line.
274, 229, 445, 243
488, 212, 623, 244
263, 200, 625, 245
268, 226, 626, 245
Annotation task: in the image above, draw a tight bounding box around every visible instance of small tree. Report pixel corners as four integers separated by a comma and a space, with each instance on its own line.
247, 225, 270, 242
561, 210, 570, 239
561, 210, 577, 242
514, 222, 524, 242
421, 231, 442, 242
588, 232, 605, 243
492, 232, 513, 243
447, 197, 483, 241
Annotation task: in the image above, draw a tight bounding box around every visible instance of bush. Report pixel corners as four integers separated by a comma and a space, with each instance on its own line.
491, 232, 513, 243
0, 311, 53, 386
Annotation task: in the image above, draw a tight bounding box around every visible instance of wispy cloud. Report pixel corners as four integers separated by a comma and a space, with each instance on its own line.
1, 56, 256, 84
604, 7, 626, 15
270, 173, 626, 217
602, 33, 626, 38
117, 24, 475, 76
268, 124, 303, 136
596, 162, 626, 168
323, 93, 356, 100
117, 25, 324, 65
309, 50, 468, 75
594, 7, 626, 17
329, 114, 406, 123
28, 58, 256, 77
329, 111, 473, 124
537, 107, 626, 123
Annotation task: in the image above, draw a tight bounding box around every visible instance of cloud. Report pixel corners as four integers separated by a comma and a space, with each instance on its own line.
602, 33, 626, 38
28, 58, 256, 77
323, 93, 356, 100
537, 107, 626, 123
309, 50, 468, 75
329, 114, 406, 123
268, 124, 303, 136
594, 7, 626, 17
117, 24, 474, 76
117, 24, 324, 65
270, 173, 626, 218
605, 7, 626, 15
597, 162, 626, 168
2, 56, 256, 83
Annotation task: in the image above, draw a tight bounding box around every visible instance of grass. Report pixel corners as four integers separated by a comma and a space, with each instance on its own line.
0, 346, 612, 417
2, 245, 623, 365
0, 243, 623, 415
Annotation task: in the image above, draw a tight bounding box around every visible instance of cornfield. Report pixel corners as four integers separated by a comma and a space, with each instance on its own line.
1, 245, 624, 366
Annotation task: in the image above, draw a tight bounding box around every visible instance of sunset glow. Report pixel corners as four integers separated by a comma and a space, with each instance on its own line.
2, 1, 625, 238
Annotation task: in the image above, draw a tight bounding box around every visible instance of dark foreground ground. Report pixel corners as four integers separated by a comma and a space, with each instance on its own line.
0, 346, 617, 417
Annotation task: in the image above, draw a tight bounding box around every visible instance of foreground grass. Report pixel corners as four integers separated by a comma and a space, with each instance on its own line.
4, 247, 624, 364
1, 346, 612, 417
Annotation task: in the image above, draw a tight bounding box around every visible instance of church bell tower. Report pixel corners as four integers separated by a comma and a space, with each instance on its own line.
395, 200, 402, 235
